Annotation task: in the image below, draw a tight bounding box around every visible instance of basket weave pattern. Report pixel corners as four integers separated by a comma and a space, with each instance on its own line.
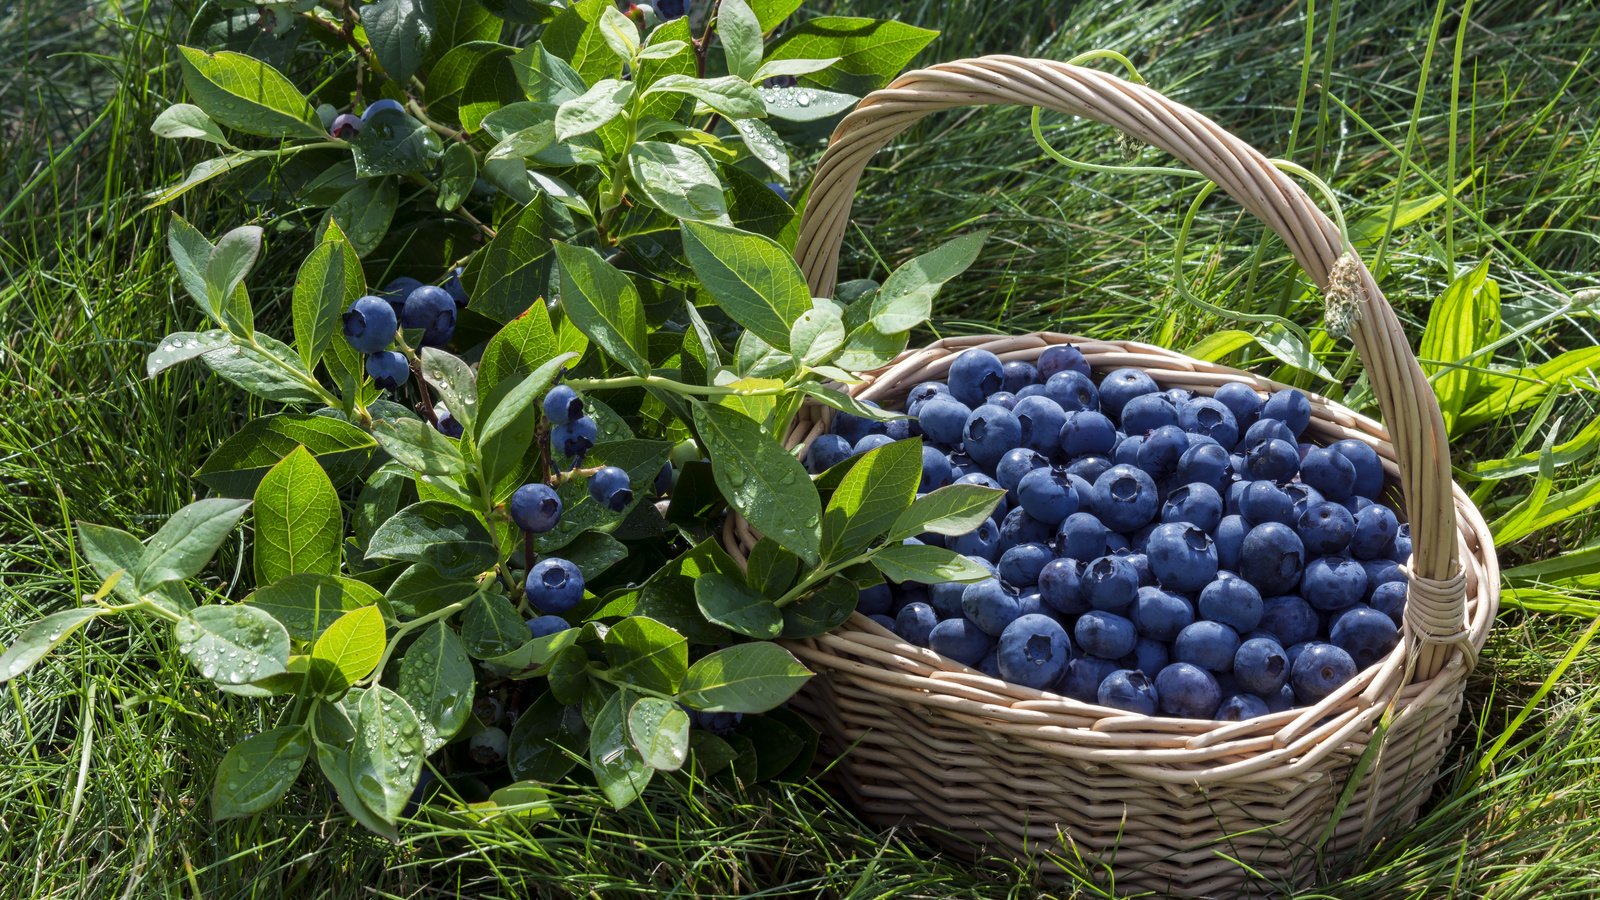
724, 57, 1498, 896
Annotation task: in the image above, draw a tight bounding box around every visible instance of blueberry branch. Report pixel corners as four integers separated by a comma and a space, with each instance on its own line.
563, 374, 786, 397
391, 333, 440, 427
362, 590, 482, 688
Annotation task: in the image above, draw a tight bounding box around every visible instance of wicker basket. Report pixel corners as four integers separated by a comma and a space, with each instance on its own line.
722, 56, 1498, 896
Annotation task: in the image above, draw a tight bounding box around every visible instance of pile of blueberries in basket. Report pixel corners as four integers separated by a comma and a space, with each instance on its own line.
813, 344, 1411, 721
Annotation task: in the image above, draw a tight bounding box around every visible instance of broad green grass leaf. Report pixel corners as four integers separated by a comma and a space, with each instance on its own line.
211, 725, 310, 820
138, 498, 251, 592
0, 609, 105, 682
869, 232, 985, 334
870, 543, 993, 584
310, 606, 386, 692
681, 220, 810, 350
553, 242, 651, 375
1185, 329, 1257, 362
363, 0, 435, 83
764, 17, 937, 91
349, 686, 425, 822
676, 642, 811, 713
1420, 258, 1499, 431
627, 697, 690, 771
176, 47, 324, 139
396, 622, 474, 753
292, 219, 364, 371
254, 447, 342, 585
627, 142, 729, 223
589, 690, 653, 808
602, 617, 688, 694
175, 604, 290, 685
889, 483, 1005, 540
196, 413, 375, 497
694, 572, 782, 638
692, 402, 821, 564
246, 574, 382, 643
1493, 475, 1600, 544
821, 438, 921, 561
1458, 346, 1600, 430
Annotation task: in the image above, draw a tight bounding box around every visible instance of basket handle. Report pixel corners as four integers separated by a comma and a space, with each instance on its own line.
794, 55, 1470, 681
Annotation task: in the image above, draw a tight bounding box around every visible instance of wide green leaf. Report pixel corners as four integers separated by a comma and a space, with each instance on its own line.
692, 402, 821, 564
253, 447, 342, 585
628, 142, 728, 223
211, 725, 310, 820
757, 85, 859, 122
137, 498, 252, 592
764, 17, 938, 91
676, 643, 811, 713
309, 605, 386, 692
246, 574, 381, 644
323, 177, 398, 257
602, 616, 687, 694
553, 242, 651, 375
292, 220, 365, 371
463, 195, 565, 323
889, 483, 1006, 540
426, 41, 518, 129
315, 739, 396, 838
745, 537, 799, 596
174, 604, 291, 685
479, 304, 564, 392
644, 74, 766, 119
436, 141, 478, 209
151, 103, 228, 144
461, 591, 530, 659
780, 575, 856, 638
729, 117, 789, 183
196, 414, 375, 497
1458, 346, 1600, 430
627, 696, 690, 771
418, 349, 478, 434
384, 564, 480, 619
694, 572, 782, 638
0, 609, 105, 682
396, 622, 474, 753
364, 0, 435, 84
147, 330, 232, 377
508, 692, 588, 782
535, 438, 671, 550
79, 522, 186, 613
351, 106, 444, 177
366, 502, 497, 577
790, 305, 845, 365
750, 0, 803, 30
200, 340, 325, 405
478, 352, 577, 495
681, 220, 810, 350
870, 232, 985, 333
554, 78, 633, 141
372, 418, 466, 477
589, 689, 653, 808
821, 438, 920, 561
717, 0, 763, 80
176, 47, 324, 139
349, 685, 425, 822
543, 0, 624, 86
870, 543, 993, 585
512, 43, 587, 103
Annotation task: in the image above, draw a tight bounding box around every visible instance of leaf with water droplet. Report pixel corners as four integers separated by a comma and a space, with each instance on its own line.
691, 402, 821, 565
0, 609, 105, 683
349, 685, 424, 823
395, 622, 474, 754
174, 604, 289, 687
211, 725, 310, 820
147, 329, 232, 377
308, 605, 386, 695
588, 689, 653, 809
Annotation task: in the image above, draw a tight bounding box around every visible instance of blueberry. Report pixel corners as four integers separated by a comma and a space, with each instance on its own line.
509, 483, 562, 532
1179, 397, 1241, 449
1016, 467, 1080, 525
885, 417, 920, 441
853, 433, 895, 456
1233, 636, 1290, 695
1133, 585, 1195, 641
1298, 447, 1356, 501
330, 112, 363, 139
1145, 523, 1218, 592
1010, 395, 1066, 455
1280, 482, 1325, 517
1065, 455, 1113, 483
1262, 389, 1312, 437
1136, 425, 1188, 481
1370, 581, 1407, 626
998, 507, 1053, 550
806, 434, 853, 473
1121, 637, 1170, 676
1258, 595, 1319, 647
998, 542, 1053, 587
1091, 464, 1160, 533
1037, 344, 1092, 380
552, 415, 598, 461
1389, 523, 1412, 563
1105, 531, 1134, 555
443, 267, 469, 307
1120, 394, 1180, 435
1174, 620, 1240, 673
1002, 360, 1039, 394
342, 296, 398, 353
1213, 382, 1264, 430
1155, 662, 1221, 718
1043, 370, 1099, 413
1082, 555, 1139, 613
1114, 434, 1144, 466
962, 404, 1023, 467
988, 392, 1020, 411
979, 650, 1001, 678
526, 615, 570, 639
1164, 388, 1193, 406
469, 726, 509, 765
905, 382, 951, 416
1350, 505, 1399, 559
1245, 438, 1300, 483
365, 351, 410, 389
1123, 550, 1154, 586
1301, 555, 1367, 610
653, 462, 673, 495
929, 617, 994, 666
857, 582, 893, 616
1098, 669, 1159, 714
1098, 368, 1160, 420
543, 384, 584, 424
927, 580, 967, 618
1266, 683, 1297, 712
1056, 512, 1109, 563
588, 465, 633, 512
1330, 606, 1399, 668
1075, 610, 1138, 659
1175, 443, 1232, 494
1015, 591, 1047, 618
1238, 522, 1305, 595
893, 601, 938, 645
1296, 501, 1355, 555
949, 517, 1001, 562
961, 578, 1023, 636
526, 557, 584, 614
917, 396, 971, 447
992, 451, 1044, 502
948, 349, 1006, 406
1214, 514, 1249, 570
1331, 438, 1386, 499
435, 407, 465, 439
1240, 481, 1296, 526
1056, 654, 1119, 702
401, 285, 457, 346
1290, 642, 1357, 702
1038, 558, 1086, 615
1059, 410, 1118, 458
1198, 572, 1263, 632
1241, 418, 1298, 452
832, 403, 886, 445
362, 98, 406, 121
997, 614, 1072, 689
1216, 693, 1270, 722
1160, 482, 1224, 532
1361, 559, 1407, 601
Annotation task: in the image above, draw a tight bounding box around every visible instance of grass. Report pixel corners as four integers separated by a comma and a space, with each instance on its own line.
3, 0, 1600, 896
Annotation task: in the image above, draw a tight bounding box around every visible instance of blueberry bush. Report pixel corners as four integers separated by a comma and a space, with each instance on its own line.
0, 0, 979, 834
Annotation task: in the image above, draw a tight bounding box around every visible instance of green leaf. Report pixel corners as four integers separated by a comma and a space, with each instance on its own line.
176, 47, 324, 139
396, 622, 474, 753
323, 177, 399, 257
205, 225, 260, 334
292, 219, 364, 371
692, 402, 821, 564
0, 609, 105, 682
211, 726, 310, 820
750, 0, 802, 30
1255, 324, 1334, 382
636, 39, 686, 60
372, 418, 466, 476
310, 605, 387, 692
425, 41, 519, 130
199, 339, 325, 405
544, 0, 624, 86
644, 74, 766, 119
246, 574, 382, 643
745, 537, 799, 596
554, 78, 634, 141
553, 242, 651, 375
627, 697, 690, 771
833, 322, 906, 373
870, 543, 993, 585
145, 153, 260, 206
694, 572, 782, 638
463, 194, 566, 323
681, 220, 810, 350
253, 447, 341, 585
676, 643, 811, 714
589, 689, 653, 808
196, 414, 375, 497
821, 438, 920, 561
351, 106, 444, 177
167, 213, 215, 316
753, 56, 839, 81
349, 685, 425, 822
717, 0, 763, 80
478, 352, 578, 494
384, 564, 479, 619
508, 693, 588, 781
789, 305, 845, 365
137, 498, 252, 592
780, 575, 856, 638
479, 304, 563, 391
889, 483, 1005, 540
461, 591, 530, 659
511, 43, 587, 103
627, 142, 728, 223
366, 502, 497, 577
175, 604, 291, 685
147, 330, 232, 378
757, 85, 858, 122
602, 617, 688, 694
418, 349, 478, 434
152, 103, 228, 144
1458, 346, 1600, 430
596, 2, 640, 59
764, 17, 938, 91
315, 739, 396, 838
1185, 329, 1258, 362
364, 0, 435, 84
1420, 258, 1499, 430
437, 142, 478, 210
1493, 475, 1600, 545
729, 117, 788, 183
870, 232, 985, 333
1472, 413, 1600, 481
